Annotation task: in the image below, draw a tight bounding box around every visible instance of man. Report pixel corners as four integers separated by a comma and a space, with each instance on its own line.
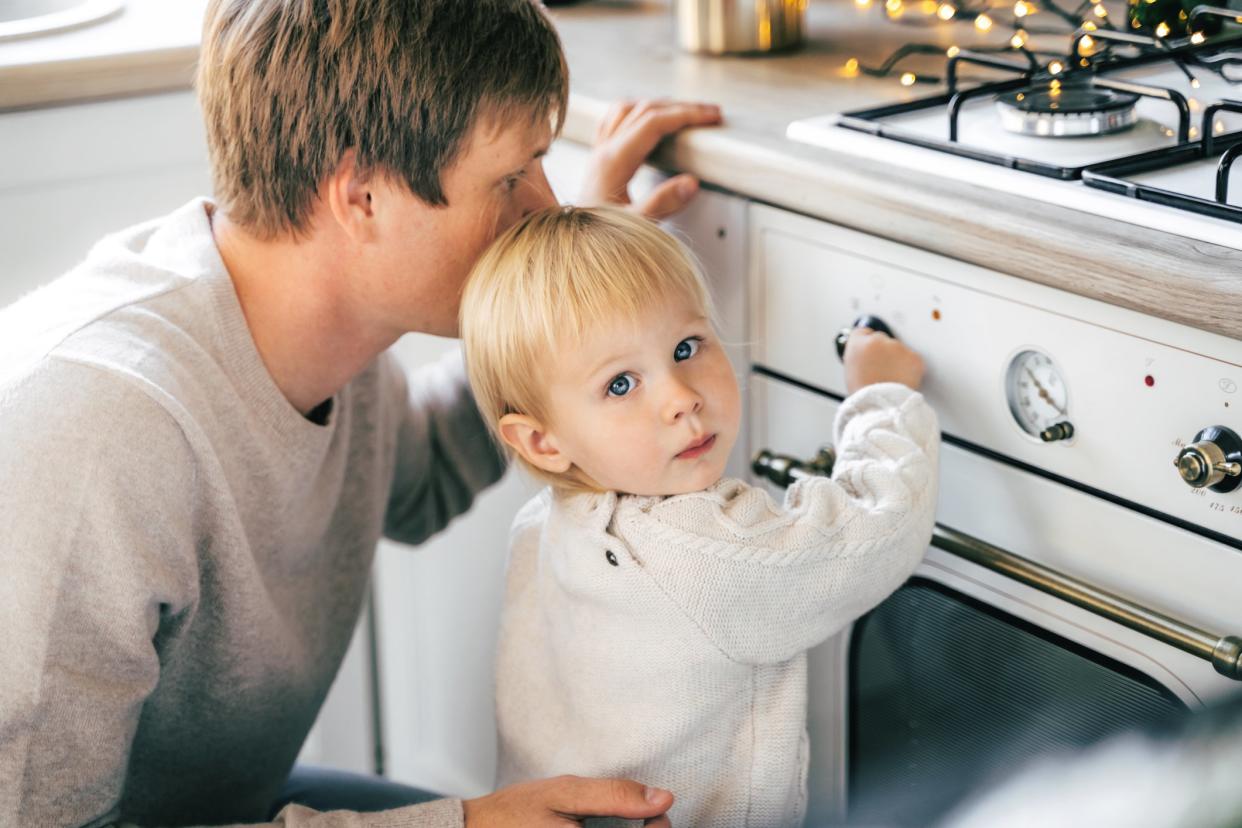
0, 1, 721, 825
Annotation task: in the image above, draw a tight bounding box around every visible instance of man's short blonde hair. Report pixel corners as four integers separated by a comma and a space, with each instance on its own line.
461, 206, 714, 490
197, 0, 567, 239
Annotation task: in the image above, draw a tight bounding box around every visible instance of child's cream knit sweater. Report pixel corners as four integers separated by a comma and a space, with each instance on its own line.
495, 383, 939, 827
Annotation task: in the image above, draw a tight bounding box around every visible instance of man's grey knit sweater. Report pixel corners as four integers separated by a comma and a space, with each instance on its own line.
0, 200, 502, 827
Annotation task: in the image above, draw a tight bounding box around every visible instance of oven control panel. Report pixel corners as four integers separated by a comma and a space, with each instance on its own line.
749, 204, 1242, 541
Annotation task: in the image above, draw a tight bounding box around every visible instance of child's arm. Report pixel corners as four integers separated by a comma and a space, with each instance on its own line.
614, 382, 938, 665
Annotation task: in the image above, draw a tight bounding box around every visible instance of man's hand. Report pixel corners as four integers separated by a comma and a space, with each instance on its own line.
579, 99, 723, 220
462, 775, 675, 826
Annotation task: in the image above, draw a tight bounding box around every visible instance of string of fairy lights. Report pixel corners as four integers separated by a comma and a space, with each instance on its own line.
842, 0, 1232, 87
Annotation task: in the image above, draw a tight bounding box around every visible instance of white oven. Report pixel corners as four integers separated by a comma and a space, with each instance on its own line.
744, 204, 1242, 825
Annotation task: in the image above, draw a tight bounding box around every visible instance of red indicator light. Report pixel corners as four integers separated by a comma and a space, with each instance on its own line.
1144, 375, 1155, 387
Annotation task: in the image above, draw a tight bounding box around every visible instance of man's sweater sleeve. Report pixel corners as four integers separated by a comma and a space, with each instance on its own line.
0, 360, 202, 828
0, 361, 467, 828
617, 383, 939, 666
383, 349, 507, 546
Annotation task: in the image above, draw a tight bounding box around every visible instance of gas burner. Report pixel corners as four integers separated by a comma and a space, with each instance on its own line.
995, 84, 1140, 138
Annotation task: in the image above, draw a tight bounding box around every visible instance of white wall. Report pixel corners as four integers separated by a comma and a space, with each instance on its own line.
0, 90, 211, 306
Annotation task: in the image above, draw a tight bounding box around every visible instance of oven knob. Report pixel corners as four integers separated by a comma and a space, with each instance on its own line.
1039, 421, 1075, 442
752, 446, 836, 487
835, 315, 895, 361
1174, 425, 1242, 493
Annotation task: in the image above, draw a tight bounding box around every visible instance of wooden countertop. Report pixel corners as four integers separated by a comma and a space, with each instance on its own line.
2, 0, 1239, 340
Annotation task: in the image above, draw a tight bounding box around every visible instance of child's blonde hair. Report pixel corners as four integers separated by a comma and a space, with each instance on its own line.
461, 205, 714, 490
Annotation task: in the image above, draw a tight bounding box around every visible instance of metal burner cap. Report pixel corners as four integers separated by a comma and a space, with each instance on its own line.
995, 84, 1140, 137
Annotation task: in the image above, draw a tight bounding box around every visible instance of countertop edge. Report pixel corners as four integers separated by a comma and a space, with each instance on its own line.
0, 46, 197, 112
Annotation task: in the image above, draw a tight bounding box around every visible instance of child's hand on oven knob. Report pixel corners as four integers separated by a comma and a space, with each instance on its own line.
842, 327, 926, 393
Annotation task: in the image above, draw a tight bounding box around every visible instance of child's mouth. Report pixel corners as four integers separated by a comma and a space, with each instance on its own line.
677, 434, 716, 460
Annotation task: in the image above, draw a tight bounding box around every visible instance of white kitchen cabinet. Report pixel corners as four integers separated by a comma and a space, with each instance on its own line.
0, 90, 211, 306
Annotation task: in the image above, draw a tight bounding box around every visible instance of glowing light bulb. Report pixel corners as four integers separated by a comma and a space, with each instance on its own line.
1011, 30, 1028, 48
1191, 78, 1201, 88
1155, 21, 1171, 37
1216, 120, 1227, 135
1079, 34, 1095, 53
1082, 20, 1098, 30
1048, 60, 1064, 74
1191, 31, 1206, 43
946, 45, 961, 57
937, 3, 956, 19
1013, 0, 1030, 17
975, 12, 993, 30
855, 0, 873, 8
885, 0, 902, 12
1093, 3, 1108, 16
901, 72, 917, 86
1190, 126, 1200, 139
844, 58, 860, 76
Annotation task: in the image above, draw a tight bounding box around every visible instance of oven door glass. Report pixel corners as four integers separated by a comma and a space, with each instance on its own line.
847, 578, 1189, 826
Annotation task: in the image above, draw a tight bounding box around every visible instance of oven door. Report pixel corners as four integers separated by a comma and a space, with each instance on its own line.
750, 373, 1242, 827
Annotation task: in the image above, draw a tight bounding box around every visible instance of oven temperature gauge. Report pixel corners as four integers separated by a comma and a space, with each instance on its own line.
1005, 350, 1075, 442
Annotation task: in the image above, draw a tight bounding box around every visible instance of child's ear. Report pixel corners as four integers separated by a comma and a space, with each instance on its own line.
498, 413, 572, 474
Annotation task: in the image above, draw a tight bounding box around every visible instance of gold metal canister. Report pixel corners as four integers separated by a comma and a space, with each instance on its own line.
675, 0, 807, 55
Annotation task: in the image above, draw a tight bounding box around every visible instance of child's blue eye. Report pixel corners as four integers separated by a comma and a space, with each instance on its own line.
607, 373, 636, 397
674, 337, 702, 362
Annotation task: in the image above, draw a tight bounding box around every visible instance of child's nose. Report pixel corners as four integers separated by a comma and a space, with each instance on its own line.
662, 380, 703, 424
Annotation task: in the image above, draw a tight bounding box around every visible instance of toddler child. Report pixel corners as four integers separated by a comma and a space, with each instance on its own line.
460, 205, 938, 827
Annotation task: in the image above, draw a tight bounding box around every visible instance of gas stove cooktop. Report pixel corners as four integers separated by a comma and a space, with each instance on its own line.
788, 7, 1242, 226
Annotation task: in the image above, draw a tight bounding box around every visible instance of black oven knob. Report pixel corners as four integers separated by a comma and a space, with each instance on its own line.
835, 315, 895, 361
1175, 425, 1242, 492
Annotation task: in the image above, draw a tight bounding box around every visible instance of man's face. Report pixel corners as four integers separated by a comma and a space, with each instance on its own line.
370, 112, 556, 338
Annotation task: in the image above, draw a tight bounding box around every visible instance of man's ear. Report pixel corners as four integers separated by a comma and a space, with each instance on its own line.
323, 149, 376, 243
498, 413, 572, 474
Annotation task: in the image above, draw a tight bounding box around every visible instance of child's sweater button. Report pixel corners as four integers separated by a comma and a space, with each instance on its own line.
605, 550, 619, 567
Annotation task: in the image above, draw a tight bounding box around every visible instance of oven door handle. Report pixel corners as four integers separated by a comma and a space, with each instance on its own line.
752, 448, 1242, 681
